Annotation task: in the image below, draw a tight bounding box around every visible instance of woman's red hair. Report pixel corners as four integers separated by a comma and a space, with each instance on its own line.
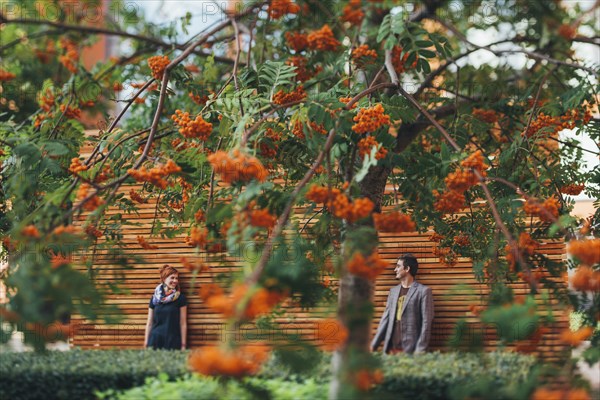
159, 264, 179, 283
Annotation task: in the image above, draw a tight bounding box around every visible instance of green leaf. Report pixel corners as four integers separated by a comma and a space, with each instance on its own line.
377, 14, 392, 43
355, 145, 380, 183
415, 40, 434, 48
419, 49, 437, 59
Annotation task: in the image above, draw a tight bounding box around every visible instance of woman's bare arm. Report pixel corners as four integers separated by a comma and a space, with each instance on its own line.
144, 308, 153, 348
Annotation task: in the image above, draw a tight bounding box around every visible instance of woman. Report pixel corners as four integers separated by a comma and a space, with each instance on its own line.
144, 265, 187, 350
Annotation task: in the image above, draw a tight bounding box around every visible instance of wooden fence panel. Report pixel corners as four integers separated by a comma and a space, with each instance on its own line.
71, 144, 569, 362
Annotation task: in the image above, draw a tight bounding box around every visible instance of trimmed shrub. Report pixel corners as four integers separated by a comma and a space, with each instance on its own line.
0, 349, 190, 400
0, 349, 537, 400
375, 351, 538, 400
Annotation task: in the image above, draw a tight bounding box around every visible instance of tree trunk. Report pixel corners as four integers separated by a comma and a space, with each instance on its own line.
329, 165, 391, 399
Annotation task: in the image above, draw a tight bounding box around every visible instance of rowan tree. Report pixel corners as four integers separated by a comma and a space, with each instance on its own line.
0, 0, 599, 397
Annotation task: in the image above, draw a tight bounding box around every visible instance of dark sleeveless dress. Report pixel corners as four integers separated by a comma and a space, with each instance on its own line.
147, 293, 187, 350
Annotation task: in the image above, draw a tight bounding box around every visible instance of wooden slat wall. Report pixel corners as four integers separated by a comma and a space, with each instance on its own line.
71, 145, 569, 362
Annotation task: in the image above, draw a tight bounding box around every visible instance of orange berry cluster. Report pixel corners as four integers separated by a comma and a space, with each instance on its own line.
39, 89, 55, 112
207, 150, 269, 184
188, 92, 209, 105
286, 56, 321, 82
184, 64, 200, 73
523, 197, 560, 222
568, 238, 600, 266
433, 189, 465, 214
48, 250, 71, 269
194, 209, 205, 223
341, 0, 365, 26
127, 159, 182, 189
354, 369, 384, 391
273, 85, 306, 105
34, 41, 56, 64
185, 226, 207, 248
444, 169, 478, 192
505, 232, 539, 271
560, 183, 585, 196
52, 225, 80, 236
453, 234, 471, 247
533, 387, 592, 400
351, 44, 377, 67
171, 110, 213, 140
84, 224, 103, 239
514, 325, 549, 354
339, 97, 357, 109
259, 128, 281, 159
267, 0, 300, 19
429, 232, 444, 242
248, 208, 277, 229
346, 251, 388, 280
307, 24, 340, 51
524, 109, 592, 138
285, 31, 308, 52
558, 24, 577, 40
0, 69, 16, 82
137, 236, 159, 250
472, 108, 498, 123
570, 266, 600, 292
358, 136, 387, 160
189, 344, 270, 378
559, 326, 594, 346
314, 318, 348, 351
58, 38, 79, 74
436, 151, 488, 214
59, 104, 81, 119
129, 189, 147, 204
180, 256, 208, 273
306, 184, 374, 222
22, 225, 41, 238
93, 165, 112, 184
147, 55, 169, 80
434, 246, 457, 266
329, 193, 374, 222
308, 121, 327, 135
391, 46, 416, 74
352, 104, 390, 134
76, 183, 104, 211
200, 282, 287, 320
69, 157, 88, 173
291, 120, 305, 139
373, 212, 416, 232
461, 149, 488, 172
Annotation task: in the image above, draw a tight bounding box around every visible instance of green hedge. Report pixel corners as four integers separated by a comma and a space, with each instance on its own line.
109, 351, 538, 400
0, 349, 538, 400
375, 351, 538, 400
0, 349, 190, 400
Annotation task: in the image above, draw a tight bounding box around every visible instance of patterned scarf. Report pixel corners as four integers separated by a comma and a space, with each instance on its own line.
151, 283, 180, 306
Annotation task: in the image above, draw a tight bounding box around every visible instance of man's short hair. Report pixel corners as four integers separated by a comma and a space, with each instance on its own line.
398, 253, 419, 277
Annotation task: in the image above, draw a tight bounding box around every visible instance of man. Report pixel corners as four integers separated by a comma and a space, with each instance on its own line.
371, 253, 434, 354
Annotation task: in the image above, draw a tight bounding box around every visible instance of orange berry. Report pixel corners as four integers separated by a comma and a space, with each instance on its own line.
272, 86, 306, 105
352, 104, 390, 134
207, 150, 269, 184
341, 0, 365, 26
373, 212, 415, 232
307, 25, 340, 51
267, 0, 300, 19
147, 55, 170, 79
